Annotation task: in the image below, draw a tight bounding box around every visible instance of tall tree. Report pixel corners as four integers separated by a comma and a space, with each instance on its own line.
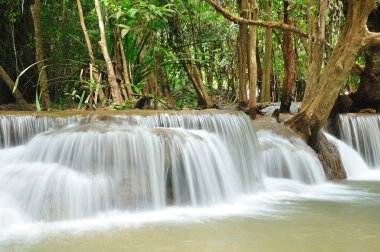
237, 0, 249, 107
157, 53, 175, 107
77, 0, 96, 66
76, 0, 105, 104
351, 5, 380, 112
285, 0, 380, 142
94, 0, 124, 104
205, 0, 379, 139
168, 14, 212, 108
260, 0, 272, 103
207, 42, 215, 88
113, 26, 130, 101
247, 0, 258, 118
302, 0, 328, 105
30, 0, 51, 109
280, 0, 296, 113
118, 31, 133, 99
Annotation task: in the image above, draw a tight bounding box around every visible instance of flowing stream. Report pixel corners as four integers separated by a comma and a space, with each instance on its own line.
337, 114, 380, 167
0, 111, 379, 252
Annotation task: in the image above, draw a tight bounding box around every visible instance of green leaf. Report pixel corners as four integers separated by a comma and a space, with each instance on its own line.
77, 91, 86, 110
121, 28, 129, 38
35, 92, 41, 112
126, 8, 138, 18
115, 10, 124, 20
14, 60, 47, 93
118, 24, 130, 29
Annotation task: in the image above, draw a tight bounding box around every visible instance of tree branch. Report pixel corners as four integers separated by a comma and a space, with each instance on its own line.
0, 65, 33, 111
365, 31, 380, 46
204, 0, 308, 38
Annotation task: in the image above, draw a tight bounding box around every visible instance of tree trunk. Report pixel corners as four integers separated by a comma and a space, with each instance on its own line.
30, 0, 51, 110
280, 0, 296, 113
76, 0, 105, 104
168, 14, 212, 108
256, 39, 263, 94
137, 33, 153, 100
351, 45, 380, 112
94, 0, 123, 105
207, 41, 215, 88
182, 47, 212, 108
205, 0, 308, 37
247, 0, 258, 118
237, 0, 249, 107
302, 0, 328, 107
0, 65, 33, 111
152, 37, 158, 110
351, 6, 380, 112
285, 0, 377, 142
260, 0, 272, 103
113, 26, 129, 101
77, 0, 95, 64
157, 53, 175, 107
118, 33, 133, 98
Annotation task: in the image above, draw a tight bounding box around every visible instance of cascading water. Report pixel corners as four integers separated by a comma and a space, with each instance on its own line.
257, 130, 325, 184
3, 111, 377, 252
337, 114, 380, 167
0, 114, 85, 148
0, 111, 263, 222
325, 132, 380, 180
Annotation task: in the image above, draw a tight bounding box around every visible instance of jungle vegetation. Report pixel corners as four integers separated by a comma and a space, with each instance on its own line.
1, 0, 380, 144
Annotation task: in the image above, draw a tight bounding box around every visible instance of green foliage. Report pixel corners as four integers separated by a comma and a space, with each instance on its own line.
77, 90, 86, 110
110, 0, 175, 32
123, 31, 152, 92
35, 91, 41, 112
0, 0, 366, 109
0, 0, 23, 23
112, 98, 134, 110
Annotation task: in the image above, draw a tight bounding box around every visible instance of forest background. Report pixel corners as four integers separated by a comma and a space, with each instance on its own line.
1, 0, 380, 140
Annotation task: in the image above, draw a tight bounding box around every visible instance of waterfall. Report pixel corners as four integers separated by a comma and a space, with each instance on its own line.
257, 130, 325, 184
0, 114, 84, 148
0, 111, 263, 221
325, 132, 380, 180
337, 114, 380, 168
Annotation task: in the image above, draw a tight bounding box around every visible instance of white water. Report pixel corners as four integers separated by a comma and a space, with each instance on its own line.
258, 130, 325, 184
0, 113, 263, 222
0, 178, 366, 245
326, 132, 380, 180
0, 115, 84, 148
1, 111, 377, 249
337, 114, 380, 167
